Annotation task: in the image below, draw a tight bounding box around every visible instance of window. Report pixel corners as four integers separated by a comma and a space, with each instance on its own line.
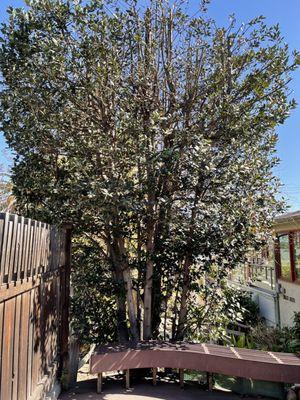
294, 232, 300, 280
278, 234, 292, 279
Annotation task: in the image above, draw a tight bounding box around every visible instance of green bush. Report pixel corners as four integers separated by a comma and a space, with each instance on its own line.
70, 237, 118, 345
236, 312, 300, 353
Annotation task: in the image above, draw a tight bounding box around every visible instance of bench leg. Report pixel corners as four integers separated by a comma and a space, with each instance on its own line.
206, 372, 213, 391
125, 369, 130, 390
153, 367, 157, 386
179, 369, 184, 389
97, 373, 103, 394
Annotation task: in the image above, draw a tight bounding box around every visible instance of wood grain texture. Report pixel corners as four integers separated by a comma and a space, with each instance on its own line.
0, 213, 71, 400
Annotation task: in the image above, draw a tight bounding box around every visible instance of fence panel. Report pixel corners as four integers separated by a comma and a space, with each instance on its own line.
0, 213, 71, 400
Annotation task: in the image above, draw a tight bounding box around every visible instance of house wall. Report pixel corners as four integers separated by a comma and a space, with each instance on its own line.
277, 279, 300, 327
251, 290, 278, 327
274, 214, 300, 328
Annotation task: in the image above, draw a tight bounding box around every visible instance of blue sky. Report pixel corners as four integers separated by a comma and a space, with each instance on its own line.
0, 0, 299, 210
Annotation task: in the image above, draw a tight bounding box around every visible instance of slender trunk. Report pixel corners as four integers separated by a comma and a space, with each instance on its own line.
136, 220, 142, 337
151, 270, 162, 339
122, 267, 139, 340
171, 274, 180, 340
113, 268, 129, 343
176, 256, 192, 340
163, 297, 168, 341
110, 239, 139, 341
175, 181, 200, 340
142, 8, 155, 341
143, 223, 155, 340
118, 237, 139, 341
143, 263, 153, 340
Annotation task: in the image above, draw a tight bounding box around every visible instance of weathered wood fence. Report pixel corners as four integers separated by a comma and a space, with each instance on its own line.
0, 213, 72, 400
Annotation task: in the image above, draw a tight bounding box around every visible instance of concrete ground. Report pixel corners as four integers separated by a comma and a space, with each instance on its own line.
59, 379, 243, 400
59, 365, 244, 400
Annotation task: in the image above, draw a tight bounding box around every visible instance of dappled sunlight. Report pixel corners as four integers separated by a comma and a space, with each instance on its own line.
59, 378, 243, 400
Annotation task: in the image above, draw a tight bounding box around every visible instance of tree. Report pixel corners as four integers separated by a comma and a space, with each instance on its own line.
0, 166, 14, 212
0, 0, 298, 342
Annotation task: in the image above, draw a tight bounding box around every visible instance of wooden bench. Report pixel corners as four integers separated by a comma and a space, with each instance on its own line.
90, 341, 300, 393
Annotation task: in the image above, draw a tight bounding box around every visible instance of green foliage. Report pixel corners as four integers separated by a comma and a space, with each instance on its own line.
184, 283, 259, 343
232, 312, 300, 353
224, 287, 260, 327
70, 237, 118, 344
0, 0, 298, 341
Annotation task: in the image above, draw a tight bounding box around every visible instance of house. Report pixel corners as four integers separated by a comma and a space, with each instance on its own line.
275, 210, 300, 327
229, 210, 300, 328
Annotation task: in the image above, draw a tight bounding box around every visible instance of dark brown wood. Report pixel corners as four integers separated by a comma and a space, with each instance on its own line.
16, 216, 24, 281
8, 214, 18, 282
125, 369, 130, 390
97, 373, 103, 393
152, 367, 157, 386
0, 216, 5, 284
1, 297, 15, 400
0, 277, 43, 303
18, 293, 30, 400
274, 236, 281, 280
0, 213, 9, 284
179, 369, 184, 388
58, 226, 72, 388
12, 295, 21, 400
90, 341, 300, 385
4, 220, 13, 282
0, 302, 4, 393
0, 213, 71, 400
207, 372, 213, 391
289, 232, 296, 281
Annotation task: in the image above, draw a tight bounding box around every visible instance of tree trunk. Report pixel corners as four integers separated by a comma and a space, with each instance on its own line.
151, 269, 162, 339
143, 257, 154, 340
143, 219, 155, 339
122, 267, 139, 341
110, 239, 139, 341
117, 237, 139, 341
113, 268, 129, 343
176, 256, 192, 340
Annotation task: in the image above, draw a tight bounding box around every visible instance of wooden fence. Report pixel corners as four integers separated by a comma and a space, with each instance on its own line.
0, 213, 72, 400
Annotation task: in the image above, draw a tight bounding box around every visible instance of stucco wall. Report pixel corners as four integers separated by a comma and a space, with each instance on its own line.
255, 292, 278, 326
278, 279, 300, 327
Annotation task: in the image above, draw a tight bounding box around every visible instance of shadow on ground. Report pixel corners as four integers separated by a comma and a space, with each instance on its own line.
59, 376, 243, 400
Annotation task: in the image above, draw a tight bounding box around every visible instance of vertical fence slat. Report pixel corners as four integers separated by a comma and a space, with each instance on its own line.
32, 220, 38, 277
0, 216, 5, 285
4, 218, 13, 283
0, 302, 4, 395
8, 215, 18, 283
0, 298, 15, 400
0, 213, 9, 285
27, 290, 34, 399
12, 295, 21, 400
17, 292, 30, 400
23, 219, 29, 279
17, 216, 24, 281
13, 218, 21, 281
28, 220, 35, 278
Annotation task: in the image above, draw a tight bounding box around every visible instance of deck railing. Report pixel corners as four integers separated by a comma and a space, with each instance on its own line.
229, 262, 276, 291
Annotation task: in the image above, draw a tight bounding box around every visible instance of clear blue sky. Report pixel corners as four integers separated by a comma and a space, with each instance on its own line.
0, 0, 299, 210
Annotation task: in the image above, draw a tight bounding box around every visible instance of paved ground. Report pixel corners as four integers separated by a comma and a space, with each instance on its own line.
59, 378, 242, 400
59, 365, 243, 400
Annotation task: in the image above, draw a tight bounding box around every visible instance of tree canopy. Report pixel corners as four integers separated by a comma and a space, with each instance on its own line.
0, 0, 298, 342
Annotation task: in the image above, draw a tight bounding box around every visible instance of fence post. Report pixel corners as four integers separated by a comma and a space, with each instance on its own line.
58, 224, 73, 389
